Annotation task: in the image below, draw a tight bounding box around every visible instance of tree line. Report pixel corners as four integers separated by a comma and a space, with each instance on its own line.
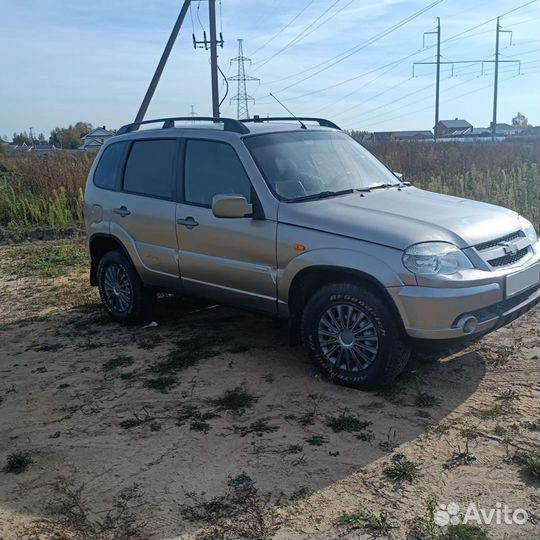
10, 122, 93, 149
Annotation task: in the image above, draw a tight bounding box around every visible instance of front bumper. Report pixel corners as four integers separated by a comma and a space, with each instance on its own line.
389, 256, 540, 340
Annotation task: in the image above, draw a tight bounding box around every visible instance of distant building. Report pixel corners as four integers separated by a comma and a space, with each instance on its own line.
435, 118, 473, 138
79, 126, 115, 151
372, 130, 433, 141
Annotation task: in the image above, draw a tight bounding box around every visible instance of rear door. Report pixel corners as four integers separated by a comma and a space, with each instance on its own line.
108, 138, 181, 289
175, 138, 278, 313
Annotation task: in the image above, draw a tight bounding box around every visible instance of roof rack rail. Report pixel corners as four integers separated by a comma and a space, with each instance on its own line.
116, 117, 250, 136
241, 116, 341, 130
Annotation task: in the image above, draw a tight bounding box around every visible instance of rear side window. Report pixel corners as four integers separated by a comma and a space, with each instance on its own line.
93, 142, 128, 190
123, 139, 176, 199
184, 140, 252, 207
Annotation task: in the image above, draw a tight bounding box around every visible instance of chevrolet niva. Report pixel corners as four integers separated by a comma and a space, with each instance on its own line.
84, 116, 540, 389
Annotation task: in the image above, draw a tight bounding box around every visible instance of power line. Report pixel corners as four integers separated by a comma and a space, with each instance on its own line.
250, 0, 348, 73
342, 59, 528, 128
248, 0, 316, 58
260, 0, 539, 105
271, 0, 444, 94
356, 68, 537, 130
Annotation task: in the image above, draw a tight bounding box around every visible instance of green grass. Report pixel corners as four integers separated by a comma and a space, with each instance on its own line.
5, 243, 87, 278
383, 453, 420, 482
177, 405, 220, 433
415, 392, 441, 408
522, 419, 540, 431
103, 355, 134, 371
227, 471, 253, 487
210, 386, 259, 415
149, 339, 216, 375
304, 435, 328, 446
441, 523, 488, 540
514, 451, 540, 482
119, 418, 145, 429
326, 413, 372, 433
232, 418, 279, 437
336, 509, 397, 537
143, 376, 177, 393
290, 486, 314, 500
3, 451, 33, 474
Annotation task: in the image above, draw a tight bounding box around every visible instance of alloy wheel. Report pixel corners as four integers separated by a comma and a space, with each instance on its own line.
102, 263, 133, 313
317, 303, 379, 371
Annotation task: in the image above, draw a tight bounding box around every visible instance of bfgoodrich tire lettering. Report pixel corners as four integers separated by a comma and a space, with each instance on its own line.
97, 251, 155, 325
301, 282, 410, 389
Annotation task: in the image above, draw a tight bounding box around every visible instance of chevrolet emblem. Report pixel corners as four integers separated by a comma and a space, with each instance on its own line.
498, 241, 519, 255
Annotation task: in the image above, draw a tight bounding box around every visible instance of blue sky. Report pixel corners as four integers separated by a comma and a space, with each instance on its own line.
1, 0, 538, 138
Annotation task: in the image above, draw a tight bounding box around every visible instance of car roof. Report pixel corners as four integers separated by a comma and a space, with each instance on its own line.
110, 117, 340, 144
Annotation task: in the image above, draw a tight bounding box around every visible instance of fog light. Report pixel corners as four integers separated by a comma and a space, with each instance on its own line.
457, 315, 478, 335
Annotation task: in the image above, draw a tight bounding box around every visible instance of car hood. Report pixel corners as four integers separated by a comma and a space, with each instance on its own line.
278, 186, 521, 250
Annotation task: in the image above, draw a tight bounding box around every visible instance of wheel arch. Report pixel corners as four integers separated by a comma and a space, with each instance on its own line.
89, 234, 132, 286
287, 265, 403, 328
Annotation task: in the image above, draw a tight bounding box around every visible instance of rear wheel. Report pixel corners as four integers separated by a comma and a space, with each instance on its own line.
97, 251, 155, 325
301, 282, 410, 389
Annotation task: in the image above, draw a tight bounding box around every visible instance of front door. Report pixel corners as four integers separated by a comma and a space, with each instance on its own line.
175, 138, 277, 313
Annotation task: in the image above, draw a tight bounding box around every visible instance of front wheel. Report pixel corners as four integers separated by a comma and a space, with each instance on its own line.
301, 282, 410, 390
97, 251, 155, 325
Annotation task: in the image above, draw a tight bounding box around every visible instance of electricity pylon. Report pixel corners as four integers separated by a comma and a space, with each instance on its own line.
228, 39, 260, 120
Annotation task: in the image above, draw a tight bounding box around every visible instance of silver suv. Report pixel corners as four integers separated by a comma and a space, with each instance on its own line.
84, 116, 540, 389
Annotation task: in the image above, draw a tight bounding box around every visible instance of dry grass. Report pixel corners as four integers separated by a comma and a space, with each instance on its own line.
0, 152, 93, 228
363, 140, 540, 231
19, 480, 149, 540
1, 141, 538, 230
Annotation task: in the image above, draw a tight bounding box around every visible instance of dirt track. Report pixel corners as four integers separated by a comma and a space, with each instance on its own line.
0, 241, 538, 539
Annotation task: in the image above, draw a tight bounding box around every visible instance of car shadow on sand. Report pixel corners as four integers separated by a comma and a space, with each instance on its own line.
0, 294, 487, 538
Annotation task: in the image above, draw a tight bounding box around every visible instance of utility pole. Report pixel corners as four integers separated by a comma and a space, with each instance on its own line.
135, 0, 192, 124
413, 17, 519, 141
208, 0, 220, 118
135, 0, 224, 124
492, 17, 500, 141
228, 39, 260, 119
422, 19, 441, 140
491, 18, 511, 140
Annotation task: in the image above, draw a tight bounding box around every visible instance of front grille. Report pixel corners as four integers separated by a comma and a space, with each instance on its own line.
488, 247, 529, 267
475, 230, 524, 251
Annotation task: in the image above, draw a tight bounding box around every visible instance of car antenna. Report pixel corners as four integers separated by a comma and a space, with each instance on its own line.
269, 93, 307, 129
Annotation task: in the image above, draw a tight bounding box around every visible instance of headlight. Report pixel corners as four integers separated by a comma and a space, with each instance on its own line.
519, 216, 538, 245
403, 242, 473, 276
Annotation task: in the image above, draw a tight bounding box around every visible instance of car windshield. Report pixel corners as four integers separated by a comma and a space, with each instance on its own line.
244, 130, 400, 201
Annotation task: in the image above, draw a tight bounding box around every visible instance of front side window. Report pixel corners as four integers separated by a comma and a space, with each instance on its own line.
93, 142, 128, 190
244, 131, 400, 201
184, 140, 252, 207
123, 139, 176, 199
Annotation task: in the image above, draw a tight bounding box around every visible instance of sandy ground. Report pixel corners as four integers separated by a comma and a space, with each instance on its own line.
0, 241, 538, 540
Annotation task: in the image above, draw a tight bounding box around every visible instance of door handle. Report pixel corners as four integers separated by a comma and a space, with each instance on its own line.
176, 216, 199, 229
113, 206, 131, 217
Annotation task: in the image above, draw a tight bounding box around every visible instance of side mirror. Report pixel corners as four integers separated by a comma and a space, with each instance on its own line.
212, 194, 253, 218
393, 171, 403, 180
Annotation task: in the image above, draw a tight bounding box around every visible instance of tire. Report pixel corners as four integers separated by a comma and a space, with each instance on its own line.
97, 250, 155, 325
301, 282, 411, 390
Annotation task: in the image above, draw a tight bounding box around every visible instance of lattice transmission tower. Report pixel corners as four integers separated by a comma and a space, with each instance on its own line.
228, 39, 259, 119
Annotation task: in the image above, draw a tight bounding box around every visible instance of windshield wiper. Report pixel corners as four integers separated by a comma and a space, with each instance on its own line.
360, 183, 402, 192
289, 188, 358, 203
